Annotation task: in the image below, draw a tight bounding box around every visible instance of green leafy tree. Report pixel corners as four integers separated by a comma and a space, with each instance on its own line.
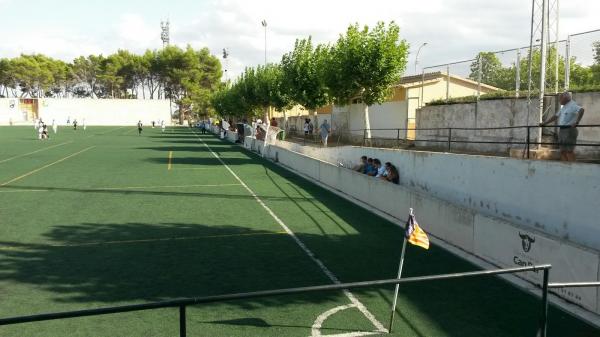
159, 45, 222, 124
469, 52, 515, 90
71, 55, 104, 98
328, 22, 409, 138
280, 37, 330, 125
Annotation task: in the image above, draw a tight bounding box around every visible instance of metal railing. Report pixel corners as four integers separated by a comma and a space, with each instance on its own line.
0, 265, 554, 337
354, 124, 600, 158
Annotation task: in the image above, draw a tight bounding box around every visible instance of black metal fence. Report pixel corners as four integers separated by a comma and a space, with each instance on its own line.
0, 265, 555, 337
353, 124, 600, 158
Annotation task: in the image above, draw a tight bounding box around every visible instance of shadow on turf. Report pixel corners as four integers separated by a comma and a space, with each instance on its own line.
0, 185, 315, 203
0, 220, 593, 336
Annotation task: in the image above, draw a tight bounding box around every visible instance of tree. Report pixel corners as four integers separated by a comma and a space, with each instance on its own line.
280, 37, 330, 125
71, 55, 104, 98
469, 52, 514, 90
254, 63, 292, 124
159, 45, 222, 124
593, 42, 600, 65
328, 22, 409, 138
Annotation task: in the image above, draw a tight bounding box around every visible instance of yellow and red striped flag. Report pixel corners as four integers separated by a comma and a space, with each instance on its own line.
405, 214, 429, 250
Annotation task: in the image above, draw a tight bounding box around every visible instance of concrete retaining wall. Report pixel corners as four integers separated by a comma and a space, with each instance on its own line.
240, 135, 600, 315
266, 141, 600, 253
417, 92, 600, 156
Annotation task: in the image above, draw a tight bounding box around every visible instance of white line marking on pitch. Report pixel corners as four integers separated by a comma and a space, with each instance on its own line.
0, 141, 73, 164
0, 147, 95, 187
191, 130, 387, 335
311, 304, 382, 337
92, 183, 242, 190
0, 189, 48, 193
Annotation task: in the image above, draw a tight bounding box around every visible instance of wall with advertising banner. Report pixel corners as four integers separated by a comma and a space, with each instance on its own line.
474, 215, 599, 312
238, 134, 600, 317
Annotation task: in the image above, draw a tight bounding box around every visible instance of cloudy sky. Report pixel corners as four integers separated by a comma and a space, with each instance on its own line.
1, 0, 599, 78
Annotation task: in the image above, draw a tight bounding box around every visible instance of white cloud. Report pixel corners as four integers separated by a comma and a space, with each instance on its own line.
1, 0, 599, 79
114, 14, 157, 51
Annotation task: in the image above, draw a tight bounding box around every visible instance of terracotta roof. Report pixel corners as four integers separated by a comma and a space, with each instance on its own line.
398, 71, 499, 91
399, 72, 444, 85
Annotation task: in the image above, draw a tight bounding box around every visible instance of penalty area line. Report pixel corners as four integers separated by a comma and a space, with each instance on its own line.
191, 130, 387, 335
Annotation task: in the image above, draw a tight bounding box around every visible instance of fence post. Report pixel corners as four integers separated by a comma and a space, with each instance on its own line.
179, 305, 187, 337
363, 129, 367, 147
447, 128, 452, 152
539, 268, 550, 337
397, 128, 400, 147
526, 126, 531, 159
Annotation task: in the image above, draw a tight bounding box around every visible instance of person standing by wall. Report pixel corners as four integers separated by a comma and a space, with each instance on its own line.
319, 119, 331, 147
540, 92, 585, 162
137, 120, 143, 135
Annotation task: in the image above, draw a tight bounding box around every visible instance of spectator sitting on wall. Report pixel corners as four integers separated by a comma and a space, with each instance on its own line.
353, 156, 368, 173
373, 159, 386, 178
365, 158, 377, 177
382, 162, 400, 184
539, 91, 585, 162
270, 118, 278, 127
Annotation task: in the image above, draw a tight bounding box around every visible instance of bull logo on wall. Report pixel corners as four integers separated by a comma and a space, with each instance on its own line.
519, 232, 535, 253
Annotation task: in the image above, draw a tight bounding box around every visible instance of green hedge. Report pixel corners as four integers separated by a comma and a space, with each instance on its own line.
426, 87, 600, 106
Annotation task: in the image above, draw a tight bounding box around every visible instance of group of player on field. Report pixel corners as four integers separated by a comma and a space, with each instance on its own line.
34, 118, 167, 140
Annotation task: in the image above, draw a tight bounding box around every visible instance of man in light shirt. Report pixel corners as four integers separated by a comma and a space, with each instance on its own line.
540, 92, 585, 162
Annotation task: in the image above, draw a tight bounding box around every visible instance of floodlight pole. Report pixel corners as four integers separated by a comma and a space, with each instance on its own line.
414, 43, 428, 74
262, 20, 268, 66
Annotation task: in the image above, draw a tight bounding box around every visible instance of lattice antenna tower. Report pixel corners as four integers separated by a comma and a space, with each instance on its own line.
161, 20, 170, 48
526, 0, 559, 134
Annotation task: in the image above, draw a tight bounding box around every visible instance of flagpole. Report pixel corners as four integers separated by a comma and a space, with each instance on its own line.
388, 236, 407, 333
388, 208, 413, 333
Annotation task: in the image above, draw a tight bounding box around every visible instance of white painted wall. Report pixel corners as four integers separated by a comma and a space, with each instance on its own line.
239, 135, 600, 315
335, 101, 409, 139
36, 99, 171, 126
0, 98, 25, 124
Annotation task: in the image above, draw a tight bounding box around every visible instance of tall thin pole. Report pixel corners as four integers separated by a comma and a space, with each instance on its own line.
516, 49, 521, 97
262, 20, 267, 66
420, 69, 425, 108
446, 65, 450, 102
554, 0, 560, 93
538, 0, 549, 146
414, 43, 428, 74
477, 54, 482, 99
526, 0, 536, 126
388, 208, 413, 333
565, 36, 571, 90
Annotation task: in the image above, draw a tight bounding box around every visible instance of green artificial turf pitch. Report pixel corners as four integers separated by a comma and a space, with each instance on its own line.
0, 125, 597, 337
